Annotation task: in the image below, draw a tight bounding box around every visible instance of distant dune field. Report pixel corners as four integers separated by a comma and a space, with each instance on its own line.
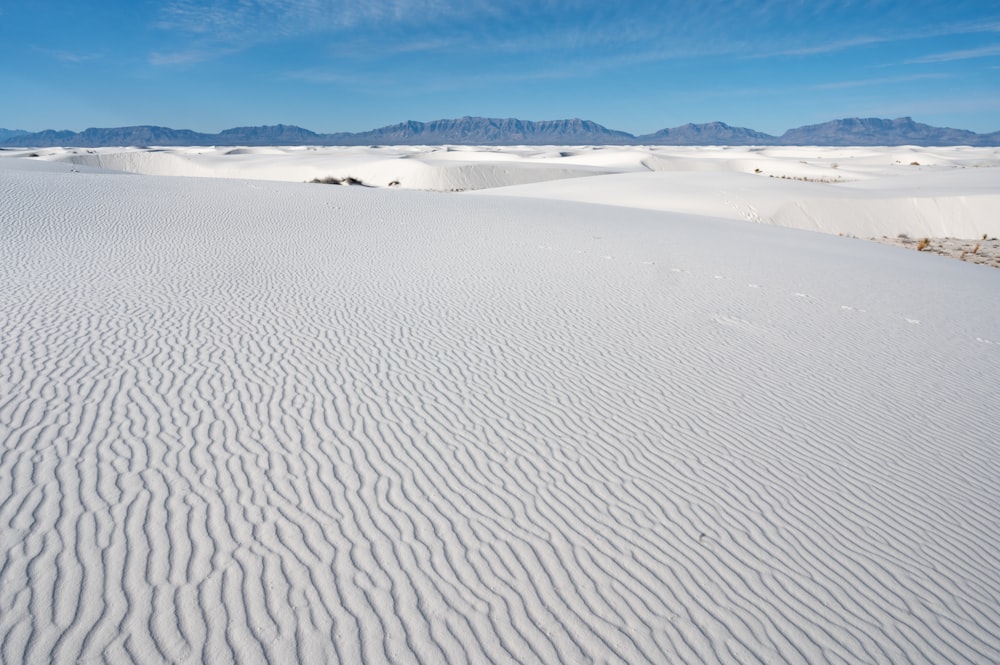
0, 150, 998, 664
12, 143, 1000, 241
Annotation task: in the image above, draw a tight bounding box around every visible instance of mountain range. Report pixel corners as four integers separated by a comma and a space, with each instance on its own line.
0, 128, 28, 142
1, 117, 998, 147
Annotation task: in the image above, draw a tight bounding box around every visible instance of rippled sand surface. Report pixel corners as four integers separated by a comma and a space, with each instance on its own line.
1, 158, 998, 663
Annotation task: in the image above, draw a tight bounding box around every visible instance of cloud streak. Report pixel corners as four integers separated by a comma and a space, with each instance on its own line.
156, 0, 498, 37
811, 73, 950, 90
758, 20, 1000, 58
906, 44, 1000, 64
150, 0, 509, 64
150, 47, 240, 66
33, 47, 104, 64
148, 0, 1000, 112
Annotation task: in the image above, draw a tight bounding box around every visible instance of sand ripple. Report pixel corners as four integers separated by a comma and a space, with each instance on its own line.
1, 164, 998, 663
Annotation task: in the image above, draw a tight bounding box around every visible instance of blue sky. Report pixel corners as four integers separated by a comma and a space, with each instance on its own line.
2, 1, 998, 135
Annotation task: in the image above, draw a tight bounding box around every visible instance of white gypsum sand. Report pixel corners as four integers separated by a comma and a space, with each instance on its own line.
16, 144, 1000, 241
0, 152, 998, 664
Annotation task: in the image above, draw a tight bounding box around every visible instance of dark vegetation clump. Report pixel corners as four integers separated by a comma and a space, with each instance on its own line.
309, 175, 369, 186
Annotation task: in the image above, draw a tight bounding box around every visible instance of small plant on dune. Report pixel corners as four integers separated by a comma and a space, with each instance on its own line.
309, 175, 369, 186
910, 161, 920, 166
984, 234, 989, 240
917, 237, 930, 251
897, 233, 910, 240
972, 243, 980, 255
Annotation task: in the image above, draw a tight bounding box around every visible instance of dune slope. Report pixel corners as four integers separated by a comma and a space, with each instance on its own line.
19, 144, 1000, 239
0, 161, 998, 663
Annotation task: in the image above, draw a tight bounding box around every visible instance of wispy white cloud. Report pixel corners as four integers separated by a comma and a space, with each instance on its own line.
286, 62, 567, 93
758, 20, 1000, 58
322, 11, 745, 67
863, 94, 1000, 123
150, 47, 239, 66
285, 68, 378, 85
811, 73, 950, 90
156, 0, 496, 37
384, 38, 461, 55
152, 2, 1000, 77
151, 0, 501, 64
765, 35, 891, 57
154, 1, 761, 62
34, 47, 104, 63
905, 44, 1000, 64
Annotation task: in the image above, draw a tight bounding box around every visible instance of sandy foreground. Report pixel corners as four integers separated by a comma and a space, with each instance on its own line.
0, 147, 998, 663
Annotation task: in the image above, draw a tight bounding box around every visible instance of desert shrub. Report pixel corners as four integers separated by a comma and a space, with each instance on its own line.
309, 175, 369, 186
917, 238, 930, 251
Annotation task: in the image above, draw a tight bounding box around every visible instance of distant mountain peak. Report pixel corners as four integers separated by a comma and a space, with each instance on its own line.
349, 117, 634, 144
0, 128, 29, 142
778, 116, 986, 145
1, 117, 997, 147
636, 121, 777, 145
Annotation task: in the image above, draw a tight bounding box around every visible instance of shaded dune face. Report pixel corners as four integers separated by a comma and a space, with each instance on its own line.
0, 159, 998, 664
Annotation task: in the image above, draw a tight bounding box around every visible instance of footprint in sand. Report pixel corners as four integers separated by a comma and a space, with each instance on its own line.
906, 318, 920, 325
748, 283, 760, 289
976, 337, 994, 345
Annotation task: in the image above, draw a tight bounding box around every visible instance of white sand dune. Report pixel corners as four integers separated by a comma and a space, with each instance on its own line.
25, 145, 621, 192
19, 144, 1000, 239
481, 168, 1000, 238
0, 154, 998, 664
